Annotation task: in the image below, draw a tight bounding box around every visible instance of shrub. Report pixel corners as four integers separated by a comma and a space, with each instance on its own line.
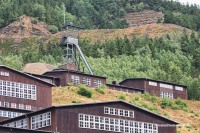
175, 98, 187, 108
96, 88, 105, 94
31, 18, 37, 24
67, 82, 73, 86
135, 95, 140, 101
161, 98, 174, 109
72, 100, 81, 103
77, 84, 92, 98
118, 94, 126, 100
48, 25, 58, 34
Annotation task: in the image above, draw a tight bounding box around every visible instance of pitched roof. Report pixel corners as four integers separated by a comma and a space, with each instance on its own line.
44, 68, 107, 79
119, 78, 187, 88
0, 100, 179, 125
106, 83, 144, 92
0, 65, 55, 86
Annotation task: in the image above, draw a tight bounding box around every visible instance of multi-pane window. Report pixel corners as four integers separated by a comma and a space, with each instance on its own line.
26, 105, 31, 110
0, 80, 37, 100
79, 114, 158, 133
175, 86, 183, 91
31, 112, 51, 130
11, 103, 17, 108
82, 77, 91, 86
6, 119, 28, 129
0, 71, 9, 77
149, 81, 157, 86
0, 110, 23, 118
160, 92, 173, 99
94, 80, 102, 88
104, 107, 134, 118
160, 83, 173, 89
71, 75, 80, 85
19, 104, 24, 109
4, 102, 9, 108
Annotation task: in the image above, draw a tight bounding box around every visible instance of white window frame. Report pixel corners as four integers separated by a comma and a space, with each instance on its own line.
104, 107, 134, 118
31, 112, 51, 130
175, 86, 183, 91
160, 83, 173, 89
79, 113, 158, 133
149, 81, 157, 86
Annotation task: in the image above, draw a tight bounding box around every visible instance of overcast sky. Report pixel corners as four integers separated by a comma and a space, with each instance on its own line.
177, 0, 200, 5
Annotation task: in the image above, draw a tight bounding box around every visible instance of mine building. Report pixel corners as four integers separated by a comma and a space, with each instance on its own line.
43, 67, 106, 88
107, 81, 144, 94
119, 78, 188, 99
0, 100, 179, 133
0, 65, 55, 121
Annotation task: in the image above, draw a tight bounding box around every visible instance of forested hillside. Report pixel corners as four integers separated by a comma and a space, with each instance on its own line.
1, 31, 200, 100
1, 0, 200, 30
1, 0, 200, 101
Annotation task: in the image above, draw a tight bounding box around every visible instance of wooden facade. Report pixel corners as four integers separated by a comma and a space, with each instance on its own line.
119, 78, 188, 99
107, 83, 144, 94
43, 69, 106, 88
0, 125, 54, 133
0, 101, 179, 133
0, 65, 55, 121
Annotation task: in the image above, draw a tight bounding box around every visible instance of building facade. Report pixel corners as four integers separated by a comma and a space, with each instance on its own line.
0, 65, 55, 121
107, 83, 144, 94
43, 69, 106, 88
0, 101, 179, 133
119, 78, 188, 99
0, 125, 54, 133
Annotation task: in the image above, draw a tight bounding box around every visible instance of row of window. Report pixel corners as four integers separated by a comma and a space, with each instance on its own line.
104, 107, 134, 118
149, 81, 184, 91
31, 112, 51, 130
0, 101, 31, 110
79, 114, 158, 133
5, 119, 28, 129
175, 86, 183, 91
160, 92, 173, 99
0, 110, 24, 118
110, 87, 142, 94
71, 75, 102, 88
0, 80, 37, 100
0, 71, 9, 77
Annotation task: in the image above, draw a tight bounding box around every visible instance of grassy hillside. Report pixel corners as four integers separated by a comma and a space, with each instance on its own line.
52, 86, 200, 133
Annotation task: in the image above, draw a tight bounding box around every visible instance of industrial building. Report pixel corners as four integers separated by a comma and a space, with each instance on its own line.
0, 100, 179, 133
0, 65, 55, 121
119, 78, 188, 99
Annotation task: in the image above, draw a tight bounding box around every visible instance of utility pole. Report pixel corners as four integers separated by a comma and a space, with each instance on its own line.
62, 3, 66, 25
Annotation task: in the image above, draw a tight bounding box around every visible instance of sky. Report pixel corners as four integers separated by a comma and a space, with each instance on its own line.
177, 0, 200, 5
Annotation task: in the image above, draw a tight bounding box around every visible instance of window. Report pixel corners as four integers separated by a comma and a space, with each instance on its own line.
160, 91, 173, 99
26, 105, 31, 110
4, 102, 9, 108
94, 80, 102, 88
79, 113, 158, 133
19, 104, 24, 109
175, 86, 183, 91
104, 107, 134, 118
160, 83, 173, 89
6, 119, 28, 129
11, 103, 16, 108
31, 112, 51, 130
0, 71, 9, 77
0, 80, 37, 100
0, 110, 23, 118
71, 75, 80, 85
149, 81, 157, 86
82, 77, 91, 86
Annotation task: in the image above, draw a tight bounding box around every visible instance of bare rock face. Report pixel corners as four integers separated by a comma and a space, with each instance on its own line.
23, 63, 56, 75
123, 10, 164, 27
0, 15, 52, 39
